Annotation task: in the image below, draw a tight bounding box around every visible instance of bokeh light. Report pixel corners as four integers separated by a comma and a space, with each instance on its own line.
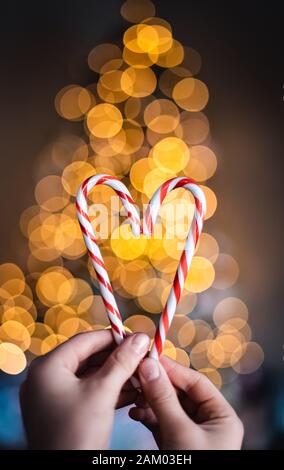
152, 136, 189, 172
213, 254, 240, 289
173, 78, 209, 112
88, 43, 122, 74
0, 342, 27, 374
121, 0, 156, 24
87, 103, 123, 138
55, 85, 93, 121
121, 67, 157, 97
0, 3, 264, 385
185, 256, 215, 293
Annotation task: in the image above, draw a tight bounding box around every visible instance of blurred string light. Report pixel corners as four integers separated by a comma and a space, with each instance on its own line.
0, 0, 264, 386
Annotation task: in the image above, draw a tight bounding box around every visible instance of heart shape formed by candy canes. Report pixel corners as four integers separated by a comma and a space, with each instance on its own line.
76, 174, 206, 360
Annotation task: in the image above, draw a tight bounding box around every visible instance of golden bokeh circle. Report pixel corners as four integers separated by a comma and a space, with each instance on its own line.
144, 99, 180, 134
0, 342, 27, 374
232, 342, 264, 374
177, 318, 196, 347
36, 269, 73, 307
35, 175, 69, 212
121, 67, 157, 98
29, 322, 54, 355
213, 297, 249, 327
124, 314, 155, 338
130, 157, 155, 192
143, 167, 176, 198
58, 318, 92, 338
0, 320, 31, 351
87, 103, 123, 138
155, 40, 184, 68
213, 254, 240, 289
137, 278, 169, 313
176, 111, 210, 146
41, 334, 68, 355
195, 233, 219, 263
175, 348, 190, 367
87, 43, 122, 74
111, 224, 147, 260
199, 367, 222, 389
55, 85, 92, 120
173, 78, 209, 112
152, 137, 189, 173
62, 161, 95, 196
182, 145, 217, 181
185, 256, 215, 293
121, 0, 156, 23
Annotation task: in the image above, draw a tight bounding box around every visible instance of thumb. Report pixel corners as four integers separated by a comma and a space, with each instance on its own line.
138, 357, 187, 428
94, 333, 150, 405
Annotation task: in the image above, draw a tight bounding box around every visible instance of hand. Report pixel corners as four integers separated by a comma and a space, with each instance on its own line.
130, 356, 244, 450
20, 330, 150, 449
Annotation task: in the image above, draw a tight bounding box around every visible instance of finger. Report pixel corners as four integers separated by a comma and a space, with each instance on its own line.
160, 355, 232, 416
80, 368, 138, 407
82, 366, 136, 394
92, 333, 150, 405
117, 390, 139, 409
86, 349, 114, 366
77, 349, 114, 377
129, 406, 158, 433
138, 358, 188, 428
135, 392, 150, 409
35, 330, 115, 374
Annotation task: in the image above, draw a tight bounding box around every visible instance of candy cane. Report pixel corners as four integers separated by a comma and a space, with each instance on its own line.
76, 174, 206, 362
76, 174, 141, 345
144, 177, 206, 359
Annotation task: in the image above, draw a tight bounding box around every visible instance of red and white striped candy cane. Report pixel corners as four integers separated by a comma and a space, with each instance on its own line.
144, 177, 206, 359
76, 174, 142, 345
76, 174, 206, 362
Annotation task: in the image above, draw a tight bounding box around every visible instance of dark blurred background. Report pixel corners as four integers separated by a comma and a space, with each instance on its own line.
0, 0, 283, 449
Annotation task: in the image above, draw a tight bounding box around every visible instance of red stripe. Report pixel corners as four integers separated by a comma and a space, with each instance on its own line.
194, 220, 200, 246
174, 177, 196, 188
96, 175, 117, 185
102, 297, 121, 321
116, 190, 135, 205
79, 221, 97, 244
173, 275, 181, 302
76, 201, 90, 223
180, 251, 188, 279
194, 197, 203, 217
109, 319, 123, 337
159, 177, 197, 203
126, 212, 141, 229
116, 191, 141, 229
81, 174, 120, 199
82, 176, 93, 198
162, 306, 169, 335
87, 249, 107, 270
154, 328, 163, 356
159, 179, 173, 203
144, 207, 153, 233
96, 271, 112, 293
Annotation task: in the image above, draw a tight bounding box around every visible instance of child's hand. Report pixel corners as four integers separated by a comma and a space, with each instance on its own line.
130, 356, 244, 450
20, 330, 149, 449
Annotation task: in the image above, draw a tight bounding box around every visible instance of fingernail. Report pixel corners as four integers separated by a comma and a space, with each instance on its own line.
140, 358, 160, 382
131, 333, 150, 354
